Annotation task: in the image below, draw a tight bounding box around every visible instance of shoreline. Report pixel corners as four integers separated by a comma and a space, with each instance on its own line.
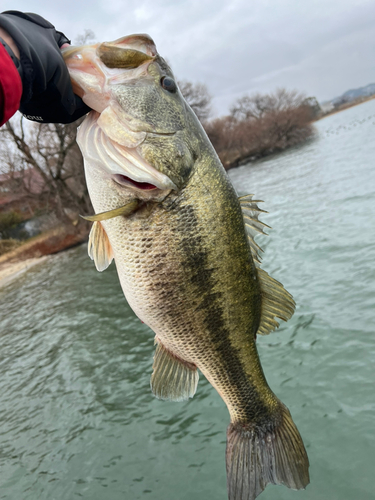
0, 224, 89, 289
2, 95, 374, 288
225, 97, 375, 169
0, 256, 48, 289
314, 94, 375, 121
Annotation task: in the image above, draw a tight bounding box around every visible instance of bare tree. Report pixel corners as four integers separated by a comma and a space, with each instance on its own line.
206, 88, 314, 169
231, 93, 273, 120
74, 29, 96, 46
0, 115, 92, 220
231, 88, 307, 120
178, 80, 212, 122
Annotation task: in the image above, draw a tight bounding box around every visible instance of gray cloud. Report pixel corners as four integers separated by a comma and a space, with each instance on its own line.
2, 0, 375, 115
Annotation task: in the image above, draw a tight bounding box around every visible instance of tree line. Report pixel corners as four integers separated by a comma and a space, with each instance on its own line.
0, 81, 315, 238
179, 81, 315, 168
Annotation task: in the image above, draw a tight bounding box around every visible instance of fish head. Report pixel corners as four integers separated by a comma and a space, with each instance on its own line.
63, 35, 203, 204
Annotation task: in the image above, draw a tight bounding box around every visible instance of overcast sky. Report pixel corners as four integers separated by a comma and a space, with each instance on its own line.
2, 0, 375, 116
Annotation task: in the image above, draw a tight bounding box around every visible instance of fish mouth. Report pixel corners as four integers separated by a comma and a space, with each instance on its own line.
112, 174, 159, 191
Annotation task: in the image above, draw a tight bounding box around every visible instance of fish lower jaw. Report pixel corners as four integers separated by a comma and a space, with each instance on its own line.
111, 169, 176, 191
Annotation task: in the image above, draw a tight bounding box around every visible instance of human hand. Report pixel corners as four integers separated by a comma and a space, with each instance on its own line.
0, 11, 91, 123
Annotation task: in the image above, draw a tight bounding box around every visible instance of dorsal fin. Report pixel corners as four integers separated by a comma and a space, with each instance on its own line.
239, 194, 269, 266
88, 221, 114, 272
256, 268, 295, 335
239, 194, 295, 335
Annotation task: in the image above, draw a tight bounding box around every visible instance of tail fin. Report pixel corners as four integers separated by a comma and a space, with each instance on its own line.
226, 405, 309, 500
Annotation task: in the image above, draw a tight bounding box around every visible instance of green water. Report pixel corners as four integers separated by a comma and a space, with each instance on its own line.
1, 100, 374, 500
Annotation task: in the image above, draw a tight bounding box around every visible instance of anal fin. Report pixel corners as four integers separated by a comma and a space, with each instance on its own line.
88, 221, 114, 272
151, 339, 199, 402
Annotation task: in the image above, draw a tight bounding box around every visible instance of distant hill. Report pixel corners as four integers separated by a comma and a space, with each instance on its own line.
332, 83, 375, 105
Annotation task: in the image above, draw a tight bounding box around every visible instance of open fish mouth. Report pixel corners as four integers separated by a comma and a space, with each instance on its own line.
113, 174, 159, 191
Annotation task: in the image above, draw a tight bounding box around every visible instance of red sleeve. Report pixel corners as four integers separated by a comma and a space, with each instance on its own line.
0, 43, 22, 126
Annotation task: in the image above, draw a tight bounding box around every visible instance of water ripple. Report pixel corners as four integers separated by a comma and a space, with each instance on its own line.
0, 100, 375, 499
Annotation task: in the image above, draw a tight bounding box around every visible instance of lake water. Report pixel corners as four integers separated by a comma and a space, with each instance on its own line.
1, 100, 374, 500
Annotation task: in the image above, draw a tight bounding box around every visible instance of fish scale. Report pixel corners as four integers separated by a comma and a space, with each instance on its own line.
95, 158, 287, 428
63, 34, 309, 500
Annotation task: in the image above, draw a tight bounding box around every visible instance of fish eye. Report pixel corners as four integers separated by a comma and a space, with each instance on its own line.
161, 76, 177, 93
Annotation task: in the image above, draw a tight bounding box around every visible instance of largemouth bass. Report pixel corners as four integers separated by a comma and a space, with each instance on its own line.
63, 36, 309, 500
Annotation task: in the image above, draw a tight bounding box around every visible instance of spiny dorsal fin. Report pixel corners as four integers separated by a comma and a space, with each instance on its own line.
151, 339, 199, 402
88, 221, 114, 272
239, 194, 295, 335
239, 194, 269, 266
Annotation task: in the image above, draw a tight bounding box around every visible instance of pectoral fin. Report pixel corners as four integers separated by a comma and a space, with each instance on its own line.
88, 221, 114, 272
81, 200, 140, 222
151, 339, 199, 402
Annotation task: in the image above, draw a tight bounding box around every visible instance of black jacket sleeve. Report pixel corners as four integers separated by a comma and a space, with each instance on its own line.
0, 10, 91, 123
